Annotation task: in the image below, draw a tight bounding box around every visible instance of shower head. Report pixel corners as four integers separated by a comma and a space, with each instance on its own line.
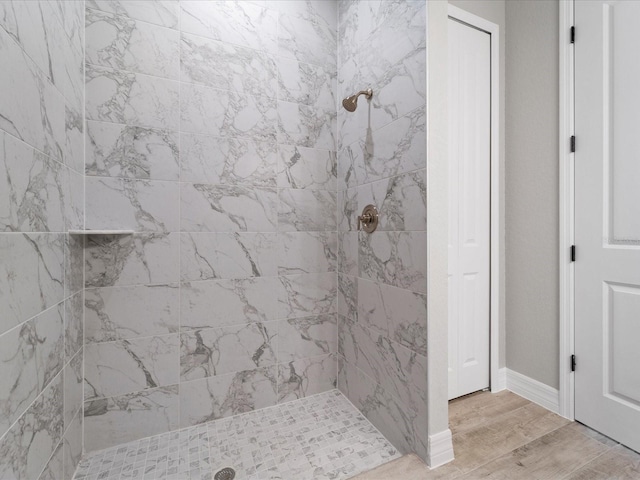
342, 88, 373, 112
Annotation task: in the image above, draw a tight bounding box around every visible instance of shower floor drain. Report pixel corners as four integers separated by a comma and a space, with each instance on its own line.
214, 467, 236, 480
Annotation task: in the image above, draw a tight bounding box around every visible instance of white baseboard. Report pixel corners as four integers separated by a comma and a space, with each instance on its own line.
428, 428, 454, 468
506, 369, 560, 414
492, 367, 507, 392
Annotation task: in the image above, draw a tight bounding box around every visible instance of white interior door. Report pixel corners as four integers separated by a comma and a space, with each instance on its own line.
575, 0, 640, 452
448, 18, 491, 400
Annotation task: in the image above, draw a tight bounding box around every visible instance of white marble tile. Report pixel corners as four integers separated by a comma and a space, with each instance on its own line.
338, 187, 358, 232
86, 0, 180, 29
86, 8, 180, 80
85, 64, 179, 130
84, 385, 179, 452
338, 274, 358, 322
85, 284, 179, 343
65, 291, 83, 361
85, 177, 180, 233
278, 145, 337, 191
65, 104, 84, 173
181, 277, 279, 330
0, 233, 65, 334
181, 232, 277, 281
277, 101, 336, 150
63, 350, 83, 432
180, 134, 276, 186
40, 439, 64, 480
86, 120, 179, 180
180, 83, 277, 140
62, 410, 83, 480
278, 12, 337, 67
180, 322, 278, 381
338, 357, 414, 456
0, 370, 63, 480
278, 189, 337, 232
277, 354, 337, 402
276, 56, 336, 110
179, 367, 277, 428
359, 230, 427, 293
0, 1, 66, 90
0, 302, 64, 440
180, 1, 277, 54
339, 315, 426, 418
360, 106, 426, 184
84, 334, 180, 400
338, 231, 358, 276
181, 32, 277, 98
63, 165, 84, 232
277, 315, 337, 362
278, 272, 337, 319
358, 277, 427, 356
0, 132, 65, 233
0, 27, 65, 161
277, 231, 337, 275
180, 183, 277, 233
358, 169, 426, 231
84, 233, 179, 288
64, 233, 84, 298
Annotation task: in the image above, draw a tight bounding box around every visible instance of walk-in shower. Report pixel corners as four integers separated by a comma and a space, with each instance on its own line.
0, 0, 428, 478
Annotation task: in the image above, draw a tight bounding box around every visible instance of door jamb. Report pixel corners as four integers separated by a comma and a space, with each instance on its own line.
447, 5, 502, 394
559, 0, 575, 421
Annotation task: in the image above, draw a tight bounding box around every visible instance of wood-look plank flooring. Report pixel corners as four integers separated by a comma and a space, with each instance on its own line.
351, 390, 640, 479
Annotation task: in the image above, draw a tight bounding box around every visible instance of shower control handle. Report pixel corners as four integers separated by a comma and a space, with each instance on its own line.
357, 205, 379, 233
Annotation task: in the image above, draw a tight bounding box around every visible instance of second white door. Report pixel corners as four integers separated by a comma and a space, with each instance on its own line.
448, 17, 491, 400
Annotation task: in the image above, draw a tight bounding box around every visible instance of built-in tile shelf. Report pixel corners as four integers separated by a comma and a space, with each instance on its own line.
69, 230, 134, 235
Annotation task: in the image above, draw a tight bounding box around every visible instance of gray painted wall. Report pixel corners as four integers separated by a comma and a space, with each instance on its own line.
505, 0, 560, 389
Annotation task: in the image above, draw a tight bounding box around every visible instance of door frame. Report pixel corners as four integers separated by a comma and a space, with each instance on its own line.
559, 0, 575, 421
447, 5, 502, 394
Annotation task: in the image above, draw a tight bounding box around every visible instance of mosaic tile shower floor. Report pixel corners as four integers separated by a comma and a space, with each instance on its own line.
73, 390, 400, 480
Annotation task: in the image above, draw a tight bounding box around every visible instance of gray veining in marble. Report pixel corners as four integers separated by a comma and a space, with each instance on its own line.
278, 145, 337, 191
179, 367, 277, 428
85, 284, 179, 343
278, 231, 337, 275
86, 177, 180, 233
180, 183, 278, 233
180, 322, 278, 381
84, 385, 179, 452
180, 134, 277, 187
84, 233, 179, 288
86, 120, 179, 180
181, 32, 276, 99
277, 315, 337, 362
84, 334, 180, 400
86, 0, 180, 29
181, 277, 279, 331
86, 8, 180, 79
0, 233, 65, 334
86, 64, 179, 130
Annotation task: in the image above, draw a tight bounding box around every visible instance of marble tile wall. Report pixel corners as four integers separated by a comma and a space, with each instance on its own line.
336, 0, 429, 462
83, 0, 339, 452
0, 1, 85, 478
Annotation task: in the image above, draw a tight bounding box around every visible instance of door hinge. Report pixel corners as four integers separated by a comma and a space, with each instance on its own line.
570, 136, 576, 152
570, 26, 575, 44
571, 354, 576, 372
571, 245, 576, 262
